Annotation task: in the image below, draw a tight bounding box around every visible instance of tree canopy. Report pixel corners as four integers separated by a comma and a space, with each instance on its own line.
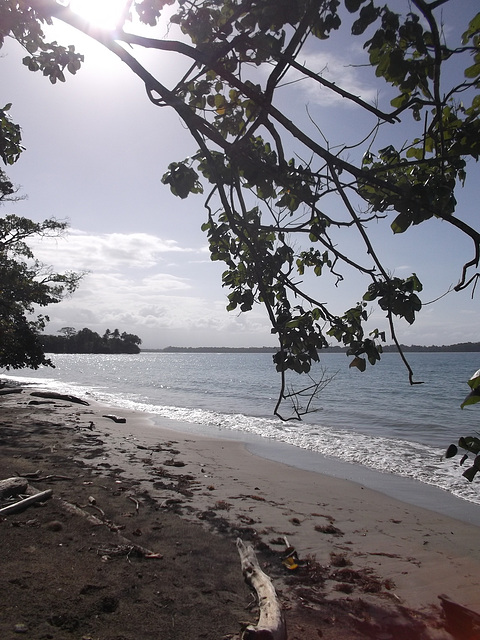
0, 211, 82, 369
2, 0, 479, 415
41, 326, 143, 353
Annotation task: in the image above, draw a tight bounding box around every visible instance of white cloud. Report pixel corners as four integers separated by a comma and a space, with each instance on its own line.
29, 229, 274, 347
30, 229, 197, 272
283, 50, 378, 107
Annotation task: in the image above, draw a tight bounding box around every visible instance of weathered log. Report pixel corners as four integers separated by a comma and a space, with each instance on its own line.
236, 538, 287, 640
29, 391, 89, 406
0, 489, 53, 516
103, 414, 126, 423
0, 477, 29, 499
0, 387, 23, 395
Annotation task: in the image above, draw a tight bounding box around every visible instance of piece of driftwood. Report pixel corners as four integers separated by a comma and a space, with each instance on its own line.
30, 391, 89, 406
0, 477, 29, 499
236, 538, 287, 640
103, 414, 126, 423
0, 387, 23, 395
0, 489, 53, 516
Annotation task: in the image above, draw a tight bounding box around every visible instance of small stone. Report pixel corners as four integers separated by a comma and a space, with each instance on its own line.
45, 520, 63, 531
14, 623, 28, 633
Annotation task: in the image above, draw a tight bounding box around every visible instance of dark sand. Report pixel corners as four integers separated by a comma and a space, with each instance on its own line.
1, 387, 479, 640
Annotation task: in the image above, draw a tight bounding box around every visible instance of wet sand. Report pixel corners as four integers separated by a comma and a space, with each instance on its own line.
1, 386, 479, 639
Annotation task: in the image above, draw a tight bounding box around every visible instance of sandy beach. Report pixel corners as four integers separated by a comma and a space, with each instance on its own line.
1, 386, 479, 640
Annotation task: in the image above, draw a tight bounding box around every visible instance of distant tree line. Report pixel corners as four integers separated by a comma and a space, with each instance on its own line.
381, 342, 480, 353
156, 346, 277, 353
41, 327, 142, 354
144, 342, 480, 354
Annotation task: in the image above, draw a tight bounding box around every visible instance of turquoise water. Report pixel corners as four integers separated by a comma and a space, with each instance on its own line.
4, 351, 480, 505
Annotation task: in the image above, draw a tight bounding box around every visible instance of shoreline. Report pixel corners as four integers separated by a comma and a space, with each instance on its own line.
141, 410, 480, 527
5, 364, 480, 514
2, 386, 480, 639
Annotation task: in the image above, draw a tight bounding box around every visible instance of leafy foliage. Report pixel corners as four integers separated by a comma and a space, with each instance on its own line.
42, 327, 142, 354
0, 214, 82, 369
2, 0, 480, 415
445, 370, 480, 482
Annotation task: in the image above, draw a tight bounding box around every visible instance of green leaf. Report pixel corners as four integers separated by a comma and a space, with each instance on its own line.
462, 466, 478, 482
467, 368, 480, 391
464, 63, 480, 79
349, 356, 366, 371
345, 0, 365, 13
461, 390, 480, 409
351, 1, 379, 36
458, 436, 480, 454
445, 444, 458, 459
390, 93, 409, 109
391, 212, 411, 234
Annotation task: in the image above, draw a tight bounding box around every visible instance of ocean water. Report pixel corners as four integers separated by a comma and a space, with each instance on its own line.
3, 351, 480, 507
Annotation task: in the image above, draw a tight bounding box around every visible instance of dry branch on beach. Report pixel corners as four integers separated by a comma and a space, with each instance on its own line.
0, 387, 23, 395
29, 391, 90, 405
0, 477, 53, 516
236, 538, 287, 640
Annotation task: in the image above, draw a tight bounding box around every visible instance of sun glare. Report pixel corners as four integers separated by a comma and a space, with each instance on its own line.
68, 0, 130, 30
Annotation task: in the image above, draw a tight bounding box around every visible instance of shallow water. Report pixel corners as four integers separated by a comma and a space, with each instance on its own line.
4, 350, 480, 506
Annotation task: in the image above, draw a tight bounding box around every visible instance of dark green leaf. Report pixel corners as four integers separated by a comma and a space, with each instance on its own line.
445, 444, 458, 458
462, 466, 478, 482
349, 356, 366, 371
391, 212, 411, 234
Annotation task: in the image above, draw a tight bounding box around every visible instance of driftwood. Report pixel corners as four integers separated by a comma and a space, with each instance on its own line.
0, 477, 29, 499
236, 538, 287, 640
103, 414, 126, 423
30, 391, 89, 406
0, 387, 23, 395
0, 489, 53, 516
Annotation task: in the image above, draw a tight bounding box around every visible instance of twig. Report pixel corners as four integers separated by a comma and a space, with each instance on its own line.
0, 489, 53, 516
128, 495, 140, 513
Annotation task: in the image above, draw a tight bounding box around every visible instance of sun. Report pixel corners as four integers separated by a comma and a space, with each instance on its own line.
67, 0, 131, 31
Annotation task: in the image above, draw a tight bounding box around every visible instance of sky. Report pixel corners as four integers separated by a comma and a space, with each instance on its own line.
1, 1, 479, 349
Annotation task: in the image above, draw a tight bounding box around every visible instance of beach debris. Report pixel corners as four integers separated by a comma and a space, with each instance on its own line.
45, 520, 63, 531
282, 547, 299, 571
164, 458, 186, 467
16, 471, 72, 483
236, 538, 287, 640
314, 523, 344, 536
0, 387, 23, 395
97, 544, 163, 561
0, 477, 29, 499
330, 552, 352, 568
29, 391, 89, 406
56, 496, 162, 558
128, 495, 140, 512
102, 414, 126, 423
15, 470, 41, 479
0, 489, 53, 516
281, 537, 300, 571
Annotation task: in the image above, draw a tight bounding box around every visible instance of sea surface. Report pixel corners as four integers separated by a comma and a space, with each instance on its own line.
4, 351, 480, 510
